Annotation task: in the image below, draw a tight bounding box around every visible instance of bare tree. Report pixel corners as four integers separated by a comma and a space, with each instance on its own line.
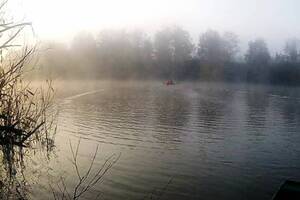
50, 140, 120, 200
0, 0, 55, 198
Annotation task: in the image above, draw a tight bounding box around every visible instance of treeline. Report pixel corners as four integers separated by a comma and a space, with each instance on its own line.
30, 27, 300, 85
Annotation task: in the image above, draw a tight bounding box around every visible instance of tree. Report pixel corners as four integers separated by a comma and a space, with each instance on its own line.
97, 30, 132, 78
128, 30, 154, 78
245, 39, 271, 82
223, 32, 239, 62
172, 27, 194, 78
39, 41, 73, 79
284, 38, 299, 63
70, 32, 98, 78
197, 30, 239, 80
245, 39, 271, 66
197, 30, 239, 65
154, 26, 193, 79
154, 28, 173, 78
96, 29, 153, 79
0, 1, 55, 198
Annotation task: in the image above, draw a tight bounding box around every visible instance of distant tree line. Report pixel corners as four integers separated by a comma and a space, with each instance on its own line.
30, 27, 300, 85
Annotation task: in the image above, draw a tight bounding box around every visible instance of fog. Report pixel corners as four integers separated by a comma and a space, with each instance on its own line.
7, 0, 299, 85
2, 1, 300, 199
13, 0, 300, 53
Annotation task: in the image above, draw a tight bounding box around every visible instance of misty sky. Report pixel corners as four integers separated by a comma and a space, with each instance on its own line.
12, 0, 300, 53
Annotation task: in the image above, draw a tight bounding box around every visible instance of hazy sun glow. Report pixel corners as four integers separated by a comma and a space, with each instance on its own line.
8, 0, 300, 50
11, 0, 198, 41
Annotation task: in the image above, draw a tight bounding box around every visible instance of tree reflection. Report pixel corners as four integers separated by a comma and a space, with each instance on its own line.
197, 88, 232, 128
152, 88, 190, 148
0, 135, 55, 199
0, 48, 55, 199
0, 3, 56, 197
154, 90, 189, 128
198, 99, 224, 126
274, 90, 300, 127
245, 87, 269, 129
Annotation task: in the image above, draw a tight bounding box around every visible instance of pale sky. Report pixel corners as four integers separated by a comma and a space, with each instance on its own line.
9, 0, 300, 53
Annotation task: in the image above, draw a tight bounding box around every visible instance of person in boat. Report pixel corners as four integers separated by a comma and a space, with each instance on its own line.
165, 80, 174, 85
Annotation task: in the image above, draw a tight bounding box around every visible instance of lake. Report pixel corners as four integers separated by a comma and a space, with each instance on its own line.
30, 81, 300, 200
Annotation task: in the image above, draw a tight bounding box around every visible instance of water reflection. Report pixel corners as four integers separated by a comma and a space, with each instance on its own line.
198, 87, 234, 124
0, 139, 55, 199
152, 88, 190, 148
154, 89, 189, 127
6, 81, 300, 200
0, 145, 28, 200
245, 86, 270, 129
278, 96, 300, 126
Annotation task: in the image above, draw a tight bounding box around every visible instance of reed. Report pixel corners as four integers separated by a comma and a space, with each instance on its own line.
0, 1, 55, 198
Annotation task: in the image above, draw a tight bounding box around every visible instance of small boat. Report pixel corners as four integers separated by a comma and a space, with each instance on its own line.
165, 80, 175, 86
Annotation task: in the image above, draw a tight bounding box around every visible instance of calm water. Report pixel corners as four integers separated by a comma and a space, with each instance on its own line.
32, 81, 300, 200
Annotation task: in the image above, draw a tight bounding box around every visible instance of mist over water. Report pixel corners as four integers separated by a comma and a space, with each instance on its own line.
1, 0, 300, 199
31, 81, 300, 200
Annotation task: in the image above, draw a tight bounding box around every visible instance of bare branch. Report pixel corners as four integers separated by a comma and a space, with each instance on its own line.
0, 26, 25, 49
0, 22, 31, 34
